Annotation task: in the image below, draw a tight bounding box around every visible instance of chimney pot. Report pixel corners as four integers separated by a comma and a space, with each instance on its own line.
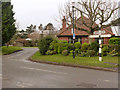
62, 16, 66, 31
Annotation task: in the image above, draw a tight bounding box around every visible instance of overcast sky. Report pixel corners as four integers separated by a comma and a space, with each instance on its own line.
11, 0, 70, 30
11, 0, 120, 30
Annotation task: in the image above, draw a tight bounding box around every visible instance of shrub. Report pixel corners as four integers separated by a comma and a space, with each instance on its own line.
46, 50, 55, 55
79, 52, 88, 57
78, 49, 82, 54
81, 43, 89, 52
38, 36, 53, 55
57, 43, 64, 54
68, 43, 73, 52
74, 42, 81, 49
102, 46, 109, 56
58, 40, 68, 43
46, 50, 51, 55
86, 50, 96, 57
62, 50, 69, 56
57, 43, 69, 54
90, 41, 99, 52
69, 50, 73, 56
108, 45, 120, 57
49, 40, 57, 50
109, 37, 120, 45
49, 40, 59, 53
108, 45, 119, 53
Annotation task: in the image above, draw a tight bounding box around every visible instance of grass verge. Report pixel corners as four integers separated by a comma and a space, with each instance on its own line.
31, 51, 118, 69
2, 46, 22, 55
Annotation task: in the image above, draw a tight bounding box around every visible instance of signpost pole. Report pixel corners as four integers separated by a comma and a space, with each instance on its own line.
72, 2, 75, 59
99, 27, 102, 61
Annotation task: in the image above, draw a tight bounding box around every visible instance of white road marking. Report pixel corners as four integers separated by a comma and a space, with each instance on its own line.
3, 51, 25, 59
0, 74, 2, 79
21, 60, 33, 63
16, 82, 33, 88
104, 80, 110, 82
7, 59, 31, 63
21, 66, 68, 75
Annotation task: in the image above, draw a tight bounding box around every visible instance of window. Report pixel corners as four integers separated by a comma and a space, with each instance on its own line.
68, 37, 81, 43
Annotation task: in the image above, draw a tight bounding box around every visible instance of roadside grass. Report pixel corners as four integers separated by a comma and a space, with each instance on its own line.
31, 51, 119, 68
2, 46, 22, 55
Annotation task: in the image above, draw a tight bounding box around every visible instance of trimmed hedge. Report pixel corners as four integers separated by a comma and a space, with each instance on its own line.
109, 37, 120, 45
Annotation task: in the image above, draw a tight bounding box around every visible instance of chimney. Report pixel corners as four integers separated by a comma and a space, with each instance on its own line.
62, 16, 66, 31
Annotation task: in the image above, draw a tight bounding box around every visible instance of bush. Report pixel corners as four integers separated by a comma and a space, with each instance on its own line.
79, 52, 88, 57
78, 49, 82, 54
81, 43, 89, 52
57, 43, 64, 54
86, 50, 96, 57
49, 40, 59, 52
68, 43, 73, 52
38, 36, 53, 55
74, 42, 81, 49
108, 45, 120, 57
102, 46, 109, 56
46, 50, 56, 55
90, 41, 99, 52
108, 45, 119, 53
109, 37, 120, 45
57, 43, 69, 54
62, 50, 69, 56
50, 40, 74, 54
79, 50, 96, 57
46, 50, 51, 55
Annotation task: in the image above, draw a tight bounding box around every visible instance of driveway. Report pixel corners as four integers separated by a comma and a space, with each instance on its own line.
2, 48, 118, 88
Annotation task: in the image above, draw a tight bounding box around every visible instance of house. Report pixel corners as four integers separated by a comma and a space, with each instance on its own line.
28, 29, 60, 41
14, 38, 28, 47
57, 16, 114, 44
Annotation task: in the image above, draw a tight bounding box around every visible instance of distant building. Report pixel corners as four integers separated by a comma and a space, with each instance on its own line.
15, 38, 28, 47
28, 29, 60, 41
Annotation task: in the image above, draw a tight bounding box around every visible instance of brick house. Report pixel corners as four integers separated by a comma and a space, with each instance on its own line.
57, 16, 114, 44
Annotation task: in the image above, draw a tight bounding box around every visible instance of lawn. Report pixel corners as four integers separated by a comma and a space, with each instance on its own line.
2, 46, 22, 55
31, 51, 119, 68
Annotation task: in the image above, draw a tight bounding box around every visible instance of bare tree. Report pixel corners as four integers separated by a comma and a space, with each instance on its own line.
57, 1, 80, 27
58, 0, 119, 35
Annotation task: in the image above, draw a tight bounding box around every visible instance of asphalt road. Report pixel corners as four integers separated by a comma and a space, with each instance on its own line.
2, 48, 118, 88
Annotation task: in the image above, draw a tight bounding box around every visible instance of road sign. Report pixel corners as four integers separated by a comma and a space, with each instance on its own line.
93, 30, 106, 35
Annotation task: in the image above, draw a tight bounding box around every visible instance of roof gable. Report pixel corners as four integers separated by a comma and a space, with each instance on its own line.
58, 16, 114, 36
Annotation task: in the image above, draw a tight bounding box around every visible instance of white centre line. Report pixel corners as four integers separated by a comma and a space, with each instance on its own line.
0, 74, 2, 79
21, 66, 68, 75
104, 80, 110, 82
16, 82, 33, 88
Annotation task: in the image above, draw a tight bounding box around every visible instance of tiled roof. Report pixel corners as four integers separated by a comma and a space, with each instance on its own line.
58, 16, 114, 36
16, 38, 27, 43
